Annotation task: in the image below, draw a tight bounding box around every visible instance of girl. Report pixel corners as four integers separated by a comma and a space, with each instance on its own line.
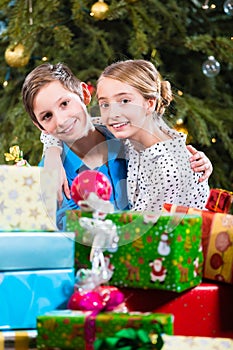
96, 59, 210, 212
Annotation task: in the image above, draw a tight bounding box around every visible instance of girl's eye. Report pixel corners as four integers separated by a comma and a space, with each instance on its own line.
121, 98, 130, 104
62, 100, 69, 107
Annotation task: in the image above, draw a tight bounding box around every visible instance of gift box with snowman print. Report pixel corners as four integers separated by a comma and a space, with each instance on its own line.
66, 210, 203, 292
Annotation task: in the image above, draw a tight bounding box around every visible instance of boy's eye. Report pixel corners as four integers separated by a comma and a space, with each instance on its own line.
99, 102, 109, 109
42, 112, 52, 121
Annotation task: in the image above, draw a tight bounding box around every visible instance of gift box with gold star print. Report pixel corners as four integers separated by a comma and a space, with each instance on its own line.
66, 211, 203, 292
0, 165, 58, 231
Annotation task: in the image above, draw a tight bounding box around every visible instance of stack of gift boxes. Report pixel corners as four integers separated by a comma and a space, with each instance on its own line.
1, 164, 233, 348
37, 189, 233, 348
0, 165, 75, 347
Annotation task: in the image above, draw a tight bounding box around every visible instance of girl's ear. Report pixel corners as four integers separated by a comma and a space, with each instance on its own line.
80, 82, 92, 106
146, 98, 157, 115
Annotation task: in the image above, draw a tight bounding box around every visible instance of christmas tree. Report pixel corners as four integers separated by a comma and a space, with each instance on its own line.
0, 0, 232, 189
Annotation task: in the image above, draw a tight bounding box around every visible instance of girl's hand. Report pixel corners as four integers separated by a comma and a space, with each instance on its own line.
44, 147, 71, 206
187, 145, 213, 182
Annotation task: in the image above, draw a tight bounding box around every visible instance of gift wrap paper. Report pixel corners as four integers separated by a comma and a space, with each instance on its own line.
205, 188, 233, 213
67, 211, 203, 292
0, 232, 74, 271
0, 330, 37, 350
0, 269, 74, 330
0, 166, 58, 231
37, 310, 173, 350
162, 335, 233, 350
122, 282, 233, 338
163, 204, 233, 284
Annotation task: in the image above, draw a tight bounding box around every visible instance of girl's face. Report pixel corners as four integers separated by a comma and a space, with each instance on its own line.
97, 77, 155, 141
33, 81, 92, 145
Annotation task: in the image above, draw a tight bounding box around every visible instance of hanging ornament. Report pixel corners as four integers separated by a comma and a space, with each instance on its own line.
5, 43, 30, 68
202, 56, 220, 78
174, 124, 188, 135
90, 0, 109, 20
202, 0, 210, 9
223, 0, 233, 16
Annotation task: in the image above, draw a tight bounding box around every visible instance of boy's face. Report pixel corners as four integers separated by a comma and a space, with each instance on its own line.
33, 81, 92, 145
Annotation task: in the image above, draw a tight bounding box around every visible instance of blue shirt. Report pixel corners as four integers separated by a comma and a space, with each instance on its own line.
56, 125, 128, 230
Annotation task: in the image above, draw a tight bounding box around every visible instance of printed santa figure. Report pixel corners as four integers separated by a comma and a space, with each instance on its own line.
149, 257, 167, 283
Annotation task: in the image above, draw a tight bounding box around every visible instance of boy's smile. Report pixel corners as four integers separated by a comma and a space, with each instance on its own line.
33, 81, 91, 144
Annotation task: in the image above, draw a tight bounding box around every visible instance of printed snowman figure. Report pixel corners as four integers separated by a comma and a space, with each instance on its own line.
157, 232, 171, 256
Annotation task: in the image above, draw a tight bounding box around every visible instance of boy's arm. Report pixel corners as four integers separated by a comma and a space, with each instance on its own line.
41, 133, 71, 205
187, 145, 213, 182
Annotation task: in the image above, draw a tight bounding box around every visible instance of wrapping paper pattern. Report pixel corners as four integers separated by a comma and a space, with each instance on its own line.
122, 282, 233, 338
1, 331, 232, 350
162, 335, 233, 349
66, 211, 203, 292
205, 188, 233, 213
0, 166, 58, 231
37, 310, 174, 349
163, 204, 233, 284
0, 232, 74, 271
0, 269, 74, 329
0, 330, 37, 350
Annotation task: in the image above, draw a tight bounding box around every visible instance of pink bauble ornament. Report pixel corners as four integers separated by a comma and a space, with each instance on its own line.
67, 290, 104, 311
71, 170, 112, 204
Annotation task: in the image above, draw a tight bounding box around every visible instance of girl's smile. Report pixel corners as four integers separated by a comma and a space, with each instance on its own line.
97, 77, 156, 142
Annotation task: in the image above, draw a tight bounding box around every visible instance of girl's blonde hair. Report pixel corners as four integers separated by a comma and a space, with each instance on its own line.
97, 59, 173, 116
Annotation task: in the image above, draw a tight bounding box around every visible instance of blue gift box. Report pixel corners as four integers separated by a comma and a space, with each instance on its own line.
0, 269, 74, 329
0, 232, 74, 271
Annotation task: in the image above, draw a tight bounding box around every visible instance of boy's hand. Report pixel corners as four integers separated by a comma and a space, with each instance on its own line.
187, 145, 213, 182
58, 166, 71, 207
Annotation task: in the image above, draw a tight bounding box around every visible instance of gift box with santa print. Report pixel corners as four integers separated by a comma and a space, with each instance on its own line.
37, 309, 173, 350
66, 210, 203, 292
163, 204, 233, 284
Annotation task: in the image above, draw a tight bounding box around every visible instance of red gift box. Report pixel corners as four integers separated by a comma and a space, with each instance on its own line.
205, 188, 233, 213
121, 282, 233, 338
163, 204, 233, 285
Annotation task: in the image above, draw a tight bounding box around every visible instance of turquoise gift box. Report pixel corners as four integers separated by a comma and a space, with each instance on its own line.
0, 269, 74, 329
0, 232, 74, 271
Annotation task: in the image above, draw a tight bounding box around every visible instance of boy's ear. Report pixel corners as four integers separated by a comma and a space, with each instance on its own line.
80, 82, 92, 105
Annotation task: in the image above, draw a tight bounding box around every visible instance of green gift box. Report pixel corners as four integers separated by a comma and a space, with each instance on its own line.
37, 310, 173, 349
67, 211, 203, 292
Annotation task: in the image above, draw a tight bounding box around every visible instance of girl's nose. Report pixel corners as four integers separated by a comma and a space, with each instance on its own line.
108, 102, 122, 119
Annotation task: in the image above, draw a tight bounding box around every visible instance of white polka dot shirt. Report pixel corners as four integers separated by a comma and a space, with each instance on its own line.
125, 129, 210, 213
